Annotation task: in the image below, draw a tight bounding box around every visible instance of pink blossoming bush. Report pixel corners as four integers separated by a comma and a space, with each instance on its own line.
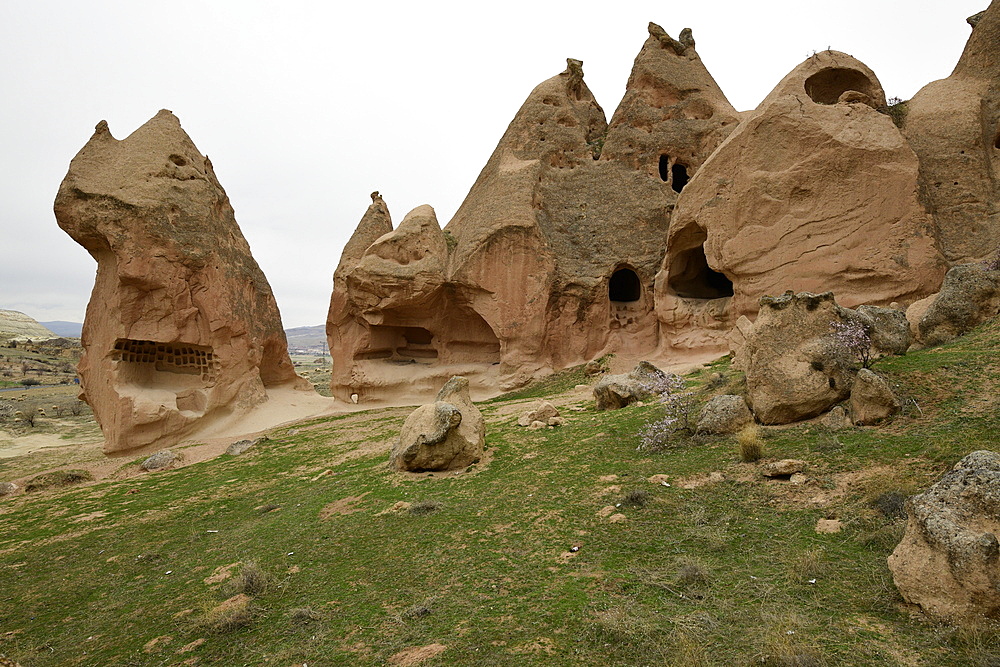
636, 373, 695, 451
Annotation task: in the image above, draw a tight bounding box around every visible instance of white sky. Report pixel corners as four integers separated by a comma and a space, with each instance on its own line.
0, 0, 986, 328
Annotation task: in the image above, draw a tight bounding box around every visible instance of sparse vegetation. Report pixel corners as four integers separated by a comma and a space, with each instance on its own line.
408, 499, 443, 515
0, 316, 996, 665
23, 469, 92, 492
737, 423, 765, 461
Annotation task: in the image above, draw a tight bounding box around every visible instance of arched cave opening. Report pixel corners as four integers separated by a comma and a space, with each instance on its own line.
671, 163, 689, 192
803, 68, 877, 105
609, 268, 641, 303
658, 154, 670, 181
668, 244, 733, 299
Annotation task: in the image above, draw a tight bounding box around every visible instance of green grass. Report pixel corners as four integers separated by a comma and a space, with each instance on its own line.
0, 320, 998, 665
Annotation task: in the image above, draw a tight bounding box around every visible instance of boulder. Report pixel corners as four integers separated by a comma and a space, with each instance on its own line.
917, 263, 1000, 346
696, 394, 753, 434
819, 405, 851, 430
517, 400, 560, 427
593, 361, 667, 410
741, 292, 858, 424
390, 377, 484, 472
855, 305, 911, 357
761, 459, 807, 478
656, 50, 944, 351
0, 482, 18, 496
54, 110, 309, 454
141, 449, 180, 472
888, 450, 1000, 622
226, 436, 268, 456
850, 369, 900, 425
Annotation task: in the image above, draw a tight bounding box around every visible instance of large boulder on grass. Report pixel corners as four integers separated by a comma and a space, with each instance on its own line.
917, 263, 1000, 346
741, 291, 858, 424
855, 305, 911, 357
849, 369, 900, 425
696, 395, 753, 434
888, 450, 1000, 623
391, 376, 484, 472
140, 449, 180, 471
593, 361, 667, 410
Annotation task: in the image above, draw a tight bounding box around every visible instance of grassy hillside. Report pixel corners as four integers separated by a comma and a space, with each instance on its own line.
1, 319, 998, 666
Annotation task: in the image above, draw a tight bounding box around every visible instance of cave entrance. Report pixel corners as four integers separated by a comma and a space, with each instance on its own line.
671, 163, 689, 192
668, 244, 733, 299
803, 68, 878, 105
658, 154, 670, 181
609, 268, 641, 303
355, 326, 438, 361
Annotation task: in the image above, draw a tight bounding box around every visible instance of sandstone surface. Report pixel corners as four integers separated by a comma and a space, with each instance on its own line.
593, 361, 667, 410
849, 369, 900, 425
656, 51, 944, 351
888, 450, 1000, 622
695, 394, 753, 434
916, 263, 1000, 345
391, 376, 484, 472
902, 3, 1000, 263
741, 292, 858, 424
55, 110, 309, 454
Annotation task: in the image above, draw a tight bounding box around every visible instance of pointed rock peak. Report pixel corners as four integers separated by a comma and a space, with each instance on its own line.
648, 22, 694, 56
94, 120, 112, 136
954, 1, 1000, 78
335, 192, 395, 277
561, 58, 586, 100
397, 204, 441, 233
759, 50, 886, 109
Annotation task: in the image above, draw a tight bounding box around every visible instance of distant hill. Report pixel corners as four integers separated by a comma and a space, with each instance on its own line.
0, 309, 59, 341
39, 321, 83, 338
284, 325, 327, 352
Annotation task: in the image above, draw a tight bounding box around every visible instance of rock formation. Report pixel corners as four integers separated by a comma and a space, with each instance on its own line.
55, 110, 309, 454
329, 25, 741, 399
391, 376, 485, 472
656, 50, 944, 352
916, 262, 1000, 345
593, 361, 668, 410
696, 394, 753, 434
889, 450, 1000, 622
902, 2, 1000, 263
517, 400, 561, 427
327, 12, 999, 405
849, 369, 900, 425
740, 292, 858, 424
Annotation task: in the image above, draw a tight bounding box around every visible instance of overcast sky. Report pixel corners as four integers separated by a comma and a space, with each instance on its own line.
0, 0, 986, 328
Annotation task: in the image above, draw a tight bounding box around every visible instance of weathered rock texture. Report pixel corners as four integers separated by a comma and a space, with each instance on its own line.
593, 361, 666, 410
0, 310, 58, 343
55, 110, 308, 454
656, 50, 944, 351
329, 26, 740, 400
391, 376, 485, 472
741, 292, 858, 424
517, 400, 560, 427
916, 263, 1000, 345
327, 14, 1000, 402
849, 369, 900, 425
888, 450, 1000, 622
696, 394, 753, 434
902, 2, 1000, 263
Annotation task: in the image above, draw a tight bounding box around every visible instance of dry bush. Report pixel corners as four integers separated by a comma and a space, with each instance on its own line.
197, 595, 257, 634
286, 607, 322, 626
620, 488, 651, 508
737, 424, 765, 462
225, 561, 272, 597
408, 500, 442, 516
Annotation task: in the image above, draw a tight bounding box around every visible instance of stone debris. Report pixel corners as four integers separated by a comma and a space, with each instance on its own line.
390, 377, 484, 472
850, 369, 901, 425
888, 450, 1000, 622
140, 449, 181, 472
517, 400, 561, 427
761, 459, 807, 478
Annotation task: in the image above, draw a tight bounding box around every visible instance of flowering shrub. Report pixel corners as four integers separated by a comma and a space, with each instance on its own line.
636, 372, 695, 451
830, 319, 873, 369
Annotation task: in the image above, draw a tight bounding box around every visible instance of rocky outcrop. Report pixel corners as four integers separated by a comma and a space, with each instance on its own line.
55, 110, 309, 454
849, 369, 900, 425
390, 376, 484, 472
855, 305, 911, 357
593, 361, 667, 410
888, 450, 1000, 622
916, 263, 1000, 345
741, 292, 858, 424
517, 400, 561, 427
696, 394, 753, 434
656, 51, 944, 350
140, 449, 180, 472
329, 29, 742, 400
902, 2, 1000, 263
